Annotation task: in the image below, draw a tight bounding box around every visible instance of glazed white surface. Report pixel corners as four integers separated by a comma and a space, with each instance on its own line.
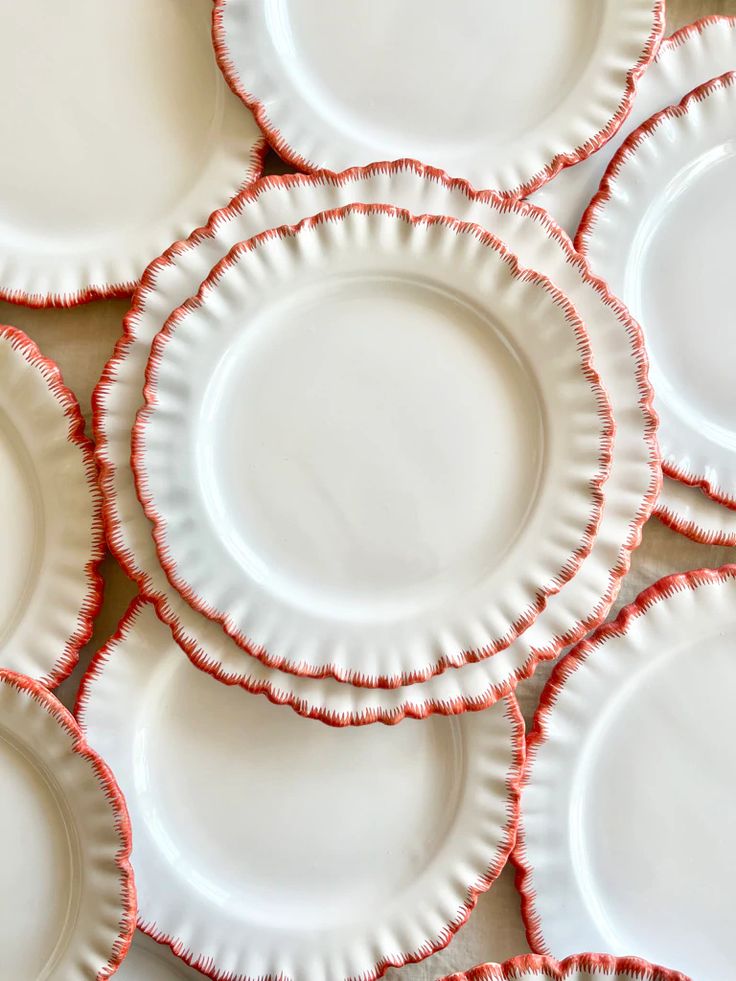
215, 0, 661, 195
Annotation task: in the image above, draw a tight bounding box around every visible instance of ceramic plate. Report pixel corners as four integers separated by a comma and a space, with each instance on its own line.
515, 566, 736, 979
133, 205, 613, 688
213, 0, 663, 197
441, 954, 687, 981
578, 72, 736, 512
0, 327, 103, 685
95, 162, 659, 723
117, 933, 203, 980
532, 15, 736, 234
76, 599, 524, 981
533, 14, 736, 544
0, 0, 264, 306
0, 670, 134, 979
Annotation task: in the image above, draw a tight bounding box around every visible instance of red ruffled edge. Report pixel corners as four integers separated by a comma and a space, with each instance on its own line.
576, 70, 736, 511
131, 201, 616, 689
0, 325, 104, 687
3, 668, 136, 978
93, 159, 660, 722
440, 953, 689, 981
75, 595, 525, 981
210, 0, 665, 201
512, 564, 736, 960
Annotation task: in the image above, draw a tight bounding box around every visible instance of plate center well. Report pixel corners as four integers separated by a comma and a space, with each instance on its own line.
198, 274, 544, 619
141, 659, 464, 928
0, 728, 76, 978
571, 635, 736, 978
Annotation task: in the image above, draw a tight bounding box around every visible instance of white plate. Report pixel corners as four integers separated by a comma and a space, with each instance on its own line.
0, 327, 103, 685
441, 954, 687, 981
656, 474, 736, 546
133, 206, 613, 688
532, 15, 736, 545
213, 0, 663, 197
117, 933, 203, 981
95, 162, 659, 724
531, 15, 736, 236
515, 566, 736, 979
0, 669, 134, 979
578, 72, 736, 512
76, 599, 524, 981
0, 0, 264, 306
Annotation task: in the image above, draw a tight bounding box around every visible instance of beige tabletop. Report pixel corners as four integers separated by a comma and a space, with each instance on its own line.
3, 1, 734, 977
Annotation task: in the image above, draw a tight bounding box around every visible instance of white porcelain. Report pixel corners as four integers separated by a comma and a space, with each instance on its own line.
0, 670, 133, 979
213, 0, 663, 197
532, 15, 736, 236
134, 207, 612, 688
77, 600, 523, 981
0, 327, 102, 685
534, 15, 736, 544
515, 567, 736, 980
656, 473, 736, 545
441, 954, 687, 981
95, 162, 659, 723
579, 73, 736, 512
0, 0, 263, 306
117, 933, 203, 981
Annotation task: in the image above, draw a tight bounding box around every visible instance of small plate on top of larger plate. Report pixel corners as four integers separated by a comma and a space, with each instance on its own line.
133, 204, 613, 688
76, 599, 524, 981
440, 954, 688, 981
515, 566, 736, 979
0, 326, 103, 685
0, 0, 264, 306
578, 72, 736, 512
95, 161, 659, 724
213, 0, 663, 197
0, 670, 134, 978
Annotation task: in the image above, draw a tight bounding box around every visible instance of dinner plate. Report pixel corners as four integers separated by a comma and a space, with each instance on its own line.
578, 72, 736, 512
0, 670, 134, 979
94, 161, 659, 723
514, 566, 736, 979
212, 0, 663, 197
0, 0, 264, 307
76, 599, 524, 981
441, 954, 687, 981
117, 933, 203, 980
533, 15, 736, 545
133, 205, 613, 688
0, 326, 103, 685
531, 15, 736, 236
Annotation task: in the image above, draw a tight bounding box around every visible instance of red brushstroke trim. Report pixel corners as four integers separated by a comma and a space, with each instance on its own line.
75, 595, 525, 981
0, 135, 267, 309
576, 71, 736, 511
512, 564, 736, 957
657, 13, 736, 60
654, 496, 736, 547
93, 160, 659, 721
131, 202, 615, 689
441, 953, 689, 981
3, 668, 135, 978
0, 325, 104, 688
211, 1, 664, 200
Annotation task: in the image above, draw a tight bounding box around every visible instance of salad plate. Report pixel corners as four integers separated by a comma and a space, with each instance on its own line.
213, 0, 663, 197
515, 566, 736, 979
76, 599, 524, 981
133, 205, 613, 688
578, 72, 736, 512
0, 670, 134, 979
441, 954, 688, 981
95, 161, 659, 723
532, 15, 736, 236
0, 326, 103, 685
533, 15, 736, 544
0, 0, 264, 306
